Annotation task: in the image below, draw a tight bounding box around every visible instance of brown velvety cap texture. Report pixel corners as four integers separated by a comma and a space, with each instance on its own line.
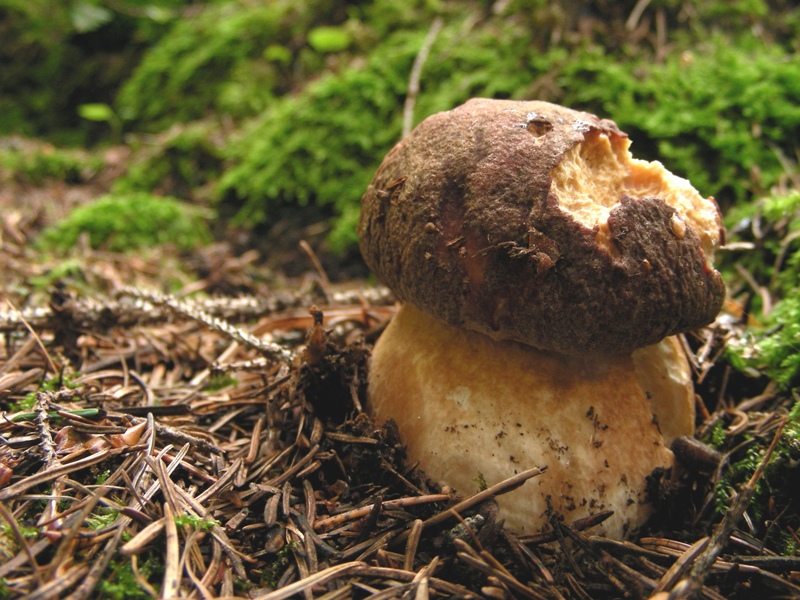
359, 99, 725, 355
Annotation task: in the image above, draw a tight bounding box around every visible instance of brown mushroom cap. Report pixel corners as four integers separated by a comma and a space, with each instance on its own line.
359, 99, 725, 355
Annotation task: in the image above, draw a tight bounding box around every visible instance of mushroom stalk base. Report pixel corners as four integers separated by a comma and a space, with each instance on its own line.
367, 304, 694, 539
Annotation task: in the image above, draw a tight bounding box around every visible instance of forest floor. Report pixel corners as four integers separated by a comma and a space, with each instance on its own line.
1, 169, 799, 599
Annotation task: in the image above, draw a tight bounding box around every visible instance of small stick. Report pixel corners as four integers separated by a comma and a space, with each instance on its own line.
0, 449, 112, 501
734, 263, 772, 316
518, 509, 613, 545
0, 335, 38, 377
418, 467, 545, 531
402, 17, 443, 138
303, 479, 317, 526
34, 392, 59, 469
121, 518, 167, 555
2, 296, 58, 375
292, 511, 342, 559
169, 484, 250, 578
404, 519, 424, 572
600, 550, 658, 594
265, 444, 320, 487
246, 417, 264, 464
44, 485, 109, 580
299, 240, 332, 301
350, 565, 478, 598
195, 458, 242, 503
508, 532, 558, 588
770, 225, 800, 292
410, 556, 439, 600
0, 288, 395, 334
162, 502, 181, 600
27, 565, 89, 600
625, 0, 652, 31
314, 494, 449, 533
253, 561, 367, 600
118, 288, 295, 363
456, 550, 544, 600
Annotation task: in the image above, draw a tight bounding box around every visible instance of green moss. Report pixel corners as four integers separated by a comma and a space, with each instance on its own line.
0, 524, 39, 540
112, 121, 225, 198
174, 514, 219, 531
7, 377, 80, 413
9, 393, 37, 414
37, 192, 212, 253
726, 292, 800, 390
115, 0, 353, 129
774, 531, 799, 556
760, 193, 800, 295
750, 294, 800, 388
26, 259, 86, 293
96, 553, 163, 600
85, 508, 119, 530
713, 443, 764, 518
262, 540, 297, 589
706, 420, 728, 451
216, 29, 420, 250
308, 26, 352, 53
0, 143, 103, 184
724, 192, 800, 389
6, 0, 800, 255
203, 373, 239, 392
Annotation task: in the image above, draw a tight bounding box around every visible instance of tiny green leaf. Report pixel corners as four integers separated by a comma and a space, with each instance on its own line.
70, 2, 113, 33
264, 44, 292, 64
307, 26, 351, 53
78, 103, 115, 123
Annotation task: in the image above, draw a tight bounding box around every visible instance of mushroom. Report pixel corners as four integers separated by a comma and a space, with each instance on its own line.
359, 99, 725, 539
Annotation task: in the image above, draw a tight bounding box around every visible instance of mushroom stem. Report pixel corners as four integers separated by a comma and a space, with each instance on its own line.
368, 303, 694, 539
